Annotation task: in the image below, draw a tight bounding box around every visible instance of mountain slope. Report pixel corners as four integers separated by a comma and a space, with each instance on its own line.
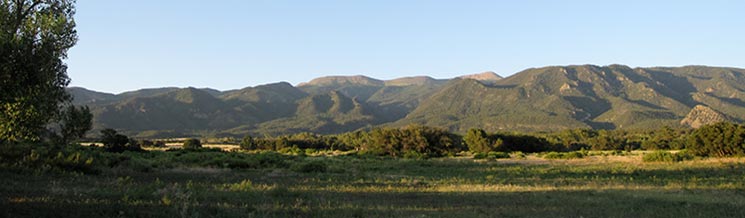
399, 65, 745, 132
68, 87, 118, 105
251, 91, 379, 135
70, 65, 745, 137
91, 88, 228, 136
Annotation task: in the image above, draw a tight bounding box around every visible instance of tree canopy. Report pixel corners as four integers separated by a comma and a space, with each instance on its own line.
1, 0, 77, 142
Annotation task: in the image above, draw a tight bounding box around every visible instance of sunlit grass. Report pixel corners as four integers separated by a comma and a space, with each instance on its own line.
3, 154, 745, 217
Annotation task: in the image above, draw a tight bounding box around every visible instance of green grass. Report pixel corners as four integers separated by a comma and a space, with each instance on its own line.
2, 149, 745, 217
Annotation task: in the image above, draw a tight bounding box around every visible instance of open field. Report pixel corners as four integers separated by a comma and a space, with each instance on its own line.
2, 152, 745, 218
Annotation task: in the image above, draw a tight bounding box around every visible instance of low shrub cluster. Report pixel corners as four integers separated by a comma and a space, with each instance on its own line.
642, 150, 694, 162
473, 152, 510, 160
291, 160, 328, 173
542, 151, 585, 159
0, 143, 99, 174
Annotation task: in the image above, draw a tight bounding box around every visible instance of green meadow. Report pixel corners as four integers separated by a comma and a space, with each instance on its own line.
2, 148, 744, 218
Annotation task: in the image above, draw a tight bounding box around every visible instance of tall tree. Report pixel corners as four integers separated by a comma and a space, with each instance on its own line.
0, 0, 77, 142
464, 128, 491, 153
57, 105, 91, 144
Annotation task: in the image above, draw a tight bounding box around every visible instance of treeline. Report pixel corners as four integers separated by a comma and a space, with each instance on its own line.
241, 126, 463, 158
232, 122, 745, 158
97, 122, 745, 158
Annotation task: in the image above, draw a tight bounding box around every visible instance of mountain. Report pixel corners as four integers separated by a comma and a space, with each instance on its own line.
298, 75, 385, 101
251, 91, 379, 135
399, 65, 745, 132
458, 71, 503, 83
384, 76, 448, 86
68, 87, 118, 105
680, 105, 730, 128
69, 65, 745, 137
91, 88, 229, 137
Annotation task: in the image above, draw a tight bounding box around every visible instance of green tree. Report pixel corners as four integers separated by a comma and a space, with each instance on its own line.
464, 128, 491, 153
57, 105, 91, 144
1, 0, 78, 142
687, 122, 745, 157
100, 128, 129, 152
240, 135, 256, 150
182, 138, 202, 150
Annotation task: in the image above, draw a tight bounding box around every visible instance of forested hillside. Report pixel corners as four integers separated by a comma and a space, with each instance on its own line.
70, 65, 745, 137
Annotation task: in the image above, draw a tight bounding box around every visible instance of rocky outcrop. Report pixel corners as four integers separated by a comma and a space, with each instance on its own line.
681, 105, 729, 128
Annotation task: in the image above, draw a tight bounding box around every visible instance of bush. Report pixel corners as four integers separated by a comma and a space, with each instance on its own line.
487, 151, 510, 159
100, 129, 140, 152
403, 150, 427, 159
0, 143, 100, 174
473, 152, 488, 159
543, 151, 585, 159
474, 151, 510, 160
182, 138, 202, 150
224, 179, 253, 192
291, 160, 327, 173
642, 151, 694, 162
686, 122, 745, 157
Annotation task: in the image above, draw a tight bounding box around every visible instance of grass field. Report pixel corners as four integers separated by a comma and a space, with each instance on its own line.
2, 152, 745, 217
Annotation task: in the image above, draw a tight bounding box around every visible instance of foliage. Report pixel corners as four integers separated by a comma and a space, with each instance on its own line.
0, 0, 78, 142
640, 126, 688, 150
542, 151, 585, 159
642, 150, 694, 162
182, 138, 202, 150
291, 160, 328, 173
4, 149, 745, 217
239, 135, 256, 150
357, 125, 463, 157
686, 122, 745, 157
57, 105, 92, 144
473, 151, 510, 159
0, 142, 98, 174
223, 179, 254, 192
464, 128, 492, 153
100, 128, 140, 152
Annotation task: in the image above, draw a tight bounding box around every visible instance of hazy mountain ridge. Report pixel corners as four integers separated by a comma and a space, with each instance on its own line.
70, 65, 745, 137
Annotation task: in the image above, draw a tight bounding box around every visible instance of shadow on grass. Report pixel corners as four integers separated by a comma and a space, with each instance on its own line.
3, 188, 744, 218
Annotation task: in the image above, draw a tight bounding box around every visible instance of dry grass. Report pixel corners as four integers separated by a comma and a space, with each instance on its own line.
4, 151, 745, 217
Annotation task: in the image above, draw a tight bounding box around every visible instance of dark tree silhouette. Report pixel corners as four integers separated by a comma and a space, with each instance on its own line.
0, 0, 78, 142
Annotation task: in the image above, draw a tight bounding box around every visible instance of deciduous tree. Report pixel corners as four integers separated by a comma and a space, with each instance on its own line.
0, 0, 77, 142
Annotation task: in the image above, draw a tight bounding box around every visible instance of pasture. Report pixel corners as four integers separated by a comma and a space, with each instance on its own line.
2, 150, 744, 217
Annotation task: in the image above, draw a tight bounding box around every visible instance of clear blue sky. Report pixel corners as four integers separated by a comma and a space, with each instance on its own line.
67, 0, 745, 93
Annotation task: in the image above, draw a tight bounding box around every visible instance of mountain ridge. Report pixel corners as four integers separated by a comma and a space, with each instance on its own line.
70, 65, 745, 137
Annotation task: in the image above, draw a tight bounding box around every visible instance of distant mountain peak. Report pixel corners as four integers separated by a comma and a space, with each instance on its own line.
298, 75, 384, 87
458, 71, 503, 81
385, 76, 446, 86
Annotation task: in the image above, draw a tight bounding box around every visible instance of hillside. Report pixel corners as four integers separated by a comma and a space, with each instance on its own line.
70, 65, 745, 137
400, 65, 745, 132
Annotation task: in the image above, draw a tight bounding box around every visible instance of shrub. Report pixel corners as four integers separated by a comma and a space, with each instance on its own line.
642, 151, 694, 162
543, 151, 585, 159
487, 151, 510, 159
0, 143, 100, 174
474, 151, 510, 160
138, 140, 154, 147
224, 179, 253, 192
686, 122, 745, 157
291, 160, 327, 173
182, 138, 202, 150
473, 152, 488, 159
465, 128, 492, 153
403, 150, 427, 159
100, 129, 139, 152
